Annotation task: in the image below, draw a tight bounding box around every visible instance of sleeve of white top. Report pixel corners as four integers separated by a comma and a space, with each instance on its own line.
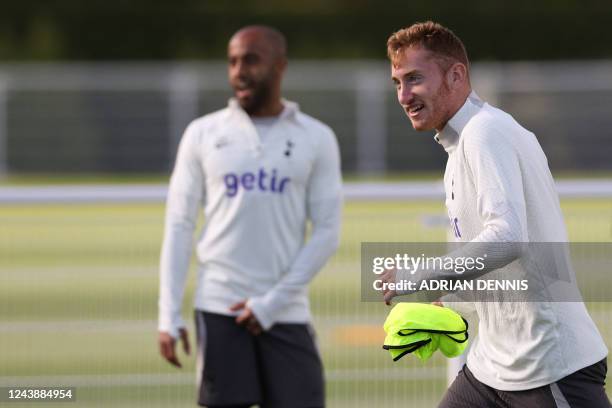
399, 123, 528, 296
465, 123, 528, 245
248, 128, 343, 330
158, 122, 205, 338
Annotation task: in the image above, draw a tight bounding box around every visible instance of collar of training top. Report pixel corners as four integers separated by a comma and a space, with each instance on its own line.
434, 91, 483, 153
227, 98, 300, 122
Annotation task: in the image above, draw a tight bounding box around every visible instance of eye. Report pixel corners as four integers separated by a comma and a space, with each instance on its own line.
243, 54, 260, 65
407, 74, 422, 83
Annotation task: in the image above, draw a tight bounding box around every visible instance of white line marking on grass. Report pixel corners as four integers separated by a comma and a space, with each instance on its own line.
0, 316, 383, 334
0, 374, 193, 387
0, 368, 445, 387
0, 320, 157, 333
0, 318, 380, 336
1, 179, 610, 204
2, 309, 611, 333
325, 367, 444, 381
0, 266, 158, 277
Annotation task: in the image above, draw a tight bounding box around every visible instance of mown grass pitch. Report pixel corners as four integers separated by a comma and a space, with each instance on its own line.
1, 199, 611, 407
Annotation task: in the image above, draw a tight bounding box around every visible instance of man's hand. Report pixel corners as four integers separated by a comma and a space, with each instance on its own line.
380, 268, 398, 305
159, 328, 190, 368
230, 300, 263, 336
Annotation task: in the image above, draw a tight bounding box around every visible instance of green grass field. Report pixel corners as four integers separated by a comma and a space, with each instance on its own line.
1, 199, 611, 407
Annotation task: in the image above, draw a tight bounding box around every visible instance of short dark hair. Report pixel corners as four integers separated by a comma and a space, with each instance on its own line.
232, 25, 287, 60
387, 21, 469, 70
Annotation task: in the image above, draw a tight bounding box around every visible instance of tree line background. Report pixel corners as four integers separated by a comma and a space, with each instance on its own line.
1, 0, 611, 61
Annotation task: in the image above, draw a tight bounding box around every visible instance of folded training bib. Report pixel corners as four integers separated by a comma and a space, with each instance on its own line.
383, 303, 468, 362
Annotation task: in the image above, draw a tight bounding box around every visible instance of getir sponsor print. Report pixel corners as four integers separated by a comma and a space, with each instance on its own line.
223, 168, 290, 197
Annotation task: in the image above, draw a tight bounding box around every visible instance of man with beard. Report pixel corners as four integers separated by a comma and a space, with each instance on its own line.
158, 25, 341, 408
381, 21, 609, 407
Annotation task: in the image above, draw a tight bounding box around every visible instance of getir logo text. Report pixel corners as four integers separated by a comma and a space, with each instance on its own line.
224, 168, 290, 197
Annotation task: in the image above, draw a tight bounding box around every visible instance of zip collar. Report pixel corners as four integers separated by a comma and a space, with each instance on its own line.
225, 98, 300, 154
434, 91, 484, 153
227, 98, 300, 122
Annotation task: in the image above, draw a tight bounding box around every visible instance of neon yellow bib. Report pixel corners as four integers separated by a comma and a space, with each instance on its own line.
383, 303, 468, 362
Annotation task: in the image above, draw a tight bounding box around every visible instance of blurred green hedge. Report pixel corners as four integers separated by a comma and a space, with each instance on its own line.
1, 0, 611, 61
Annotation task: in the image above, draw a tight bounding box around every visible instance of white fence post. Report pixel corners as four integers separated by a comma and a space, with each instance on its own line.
0, 75, 7, 178
355, 68, 387, 174
168, 66, 199, 169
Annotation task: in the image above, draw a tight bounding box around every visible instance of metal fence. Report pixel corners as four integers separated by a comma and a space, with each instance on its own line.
1, 60, 612, 175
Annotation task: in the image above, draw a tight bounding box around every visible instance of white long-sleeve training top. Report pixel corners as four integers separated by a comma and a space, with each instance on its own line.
158, 99, 342, 337
428, 92, 606, 390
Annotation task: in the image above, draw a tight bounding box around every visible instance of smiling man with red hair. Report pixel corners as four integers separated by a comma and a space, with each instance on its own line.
382, 21, 610, 408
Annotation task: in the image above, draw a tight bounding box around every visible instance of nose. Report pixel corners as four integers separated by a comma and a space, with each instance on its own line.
398, 83, 414, 106
236, 60, 246, 75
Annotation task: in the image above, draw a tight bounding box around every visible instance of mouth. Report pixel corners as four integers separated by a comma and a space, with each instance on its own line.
236, 88, 253, 100
406, 103, 425, 117
234, 81, 255, 99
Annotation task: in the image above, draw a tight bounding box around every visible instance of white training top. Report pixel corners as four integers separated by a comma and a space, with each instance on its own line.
158, 99, 342, 337
436, 92, 607, 390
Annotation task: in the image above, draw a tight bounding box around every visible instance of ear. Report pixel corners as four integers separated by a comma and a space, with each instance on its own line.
447, 62, 467, 89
